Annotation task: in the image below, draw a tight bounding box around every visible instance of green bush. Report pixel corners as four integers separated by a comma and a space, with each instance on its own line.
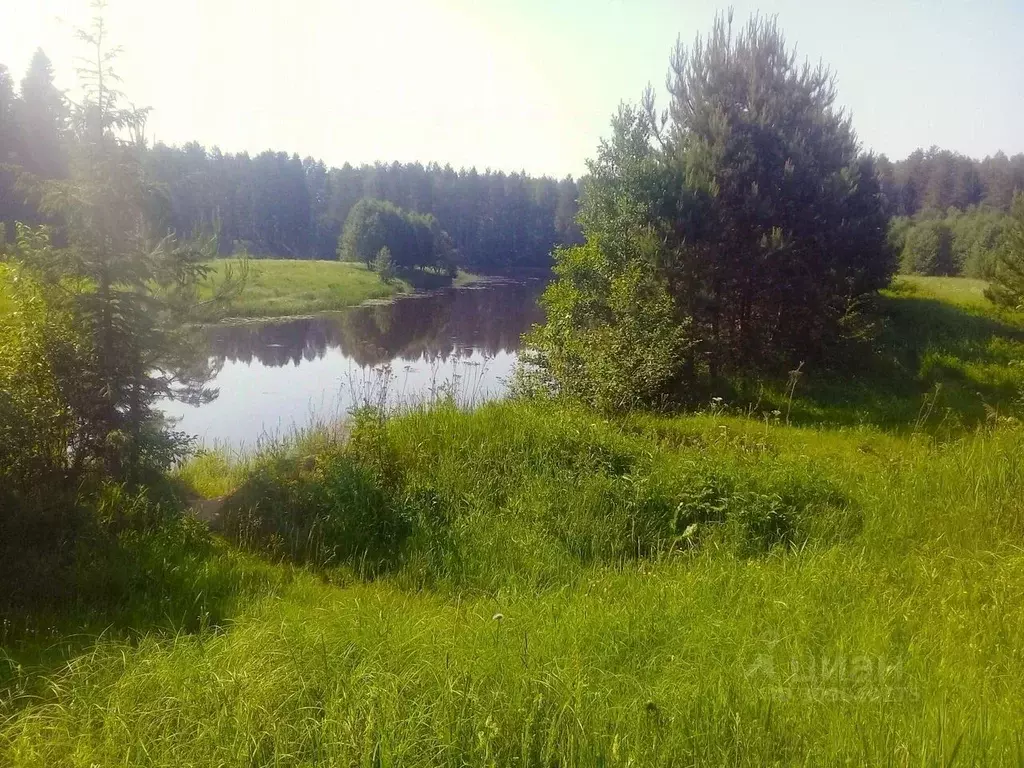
373, 245, 396, 282
0, 261, 77, 491
221, 413, 413, 573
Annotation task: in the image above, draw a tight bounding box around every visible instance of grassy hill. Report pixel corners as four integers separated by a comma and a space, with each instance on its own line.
2, 277, 1024, 765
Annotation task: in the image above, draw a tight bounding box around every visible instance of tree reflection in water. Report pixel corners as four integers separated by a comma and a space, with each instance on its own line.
207, 281, 544, 368
161, 282, 544, 448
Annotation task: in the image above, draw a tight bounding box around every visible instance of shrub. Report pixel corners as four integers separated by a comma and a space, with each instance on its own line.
373, 245, 396, 282
221, 413, 413, 573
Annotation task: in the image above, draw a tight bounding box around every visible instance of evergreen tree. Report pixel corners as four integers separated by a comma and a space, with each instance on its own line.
0, 64, 17, 161
987, 193, 1024, 311
17, 49, 68, 180
0, 64, 21, 238
30, 3, 241, 479
527, 12, 893, 409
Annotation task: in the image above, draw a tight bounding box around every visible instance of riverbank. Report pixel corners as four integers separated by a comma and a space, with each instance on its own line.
3, 277, 1024, 765
201, 259, 485, 319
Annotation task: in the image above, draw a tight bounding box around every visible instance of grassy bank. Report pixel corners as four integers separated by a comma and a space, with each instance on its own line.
3, 277, 1024, 765
202, 259, 481, 318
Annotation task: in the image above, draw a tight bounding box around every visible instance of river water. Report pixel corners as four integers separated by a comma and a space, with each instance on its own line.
160, 281, 545, 449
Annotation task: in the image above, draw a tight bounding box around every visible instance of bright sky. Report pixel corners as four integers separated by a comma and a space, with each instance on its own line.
2, 0, 1022, 178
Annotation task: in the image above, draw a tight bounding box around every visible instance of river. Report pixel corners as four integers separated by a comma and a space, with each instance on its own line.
160, 280, 545, 449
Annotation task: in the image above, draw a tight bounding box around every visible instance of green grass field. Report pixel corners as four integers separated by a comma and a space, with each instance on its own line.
3, 276, 1024, 765
201, 259, 480, 318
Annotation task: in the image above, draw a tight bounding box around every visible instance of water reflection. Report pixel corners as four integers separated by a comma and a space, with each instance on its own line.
162, 281, 544, 449
207, 281, 544, 368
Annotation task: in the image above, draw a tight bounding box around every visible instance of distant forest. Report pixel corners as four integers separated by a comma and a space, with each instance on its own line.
0, 50, 581, 273
879, 148, 1024, 215
2, 49, 1024, 274
879, 149, 1024, 277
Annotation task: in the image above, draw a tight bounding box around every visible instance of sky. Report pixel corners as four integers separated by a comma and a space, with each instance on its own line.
2, 0, 1023, 178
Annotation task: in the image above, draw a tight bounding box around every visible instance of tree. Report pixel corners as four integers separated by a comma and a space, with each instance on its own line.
900, 219, 955, 275
987, 193, 1024, 311
17, 49, 68, 180
0, 64, 22, 238
0, 64, 17, 160
339, 198, 395, 267
25, 3, 242, 480
338, 197, 456, 275
526, 12, 893, 410
373, 246, 395, 283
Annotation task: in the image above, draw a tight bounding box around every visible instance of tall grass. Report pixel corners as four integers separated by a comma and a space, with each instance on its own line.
3, 277, 1024, 765
4, 402, 1024, 764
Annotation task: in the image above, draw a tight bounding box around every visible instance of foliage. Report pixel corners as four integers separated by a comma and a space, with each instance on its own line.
373, 245, 395, 283
338, 197, 456, 274
0, 254, 77, 491
899, 218, 955, 275
7, 402, 1024, 764
986, 192, 1024, 310
891, 206, 1010, 278
15, 49, 68, 181
529, 13, 893, 410
14, 8, 244, 481
877, 145, 1024, 216
3, 277, 1024, 763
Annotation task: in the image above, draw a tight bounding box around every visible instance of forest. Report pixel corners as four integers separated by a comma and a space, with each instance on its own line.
3, 5, 1024, 766
1, 52, 582, 273
4, 49, 1024, 280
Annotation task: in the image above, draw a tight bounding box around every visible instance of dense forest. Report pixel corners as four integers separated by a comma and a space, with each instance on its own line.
879, 147, 1024, 215
876, 148, 1024, 277
0, 50, 582, 273
6, 49, 1024, 278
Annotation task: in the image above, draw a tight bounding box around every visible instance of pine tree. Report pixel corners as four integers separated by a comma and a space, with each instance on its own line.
17, 49, 68, 179
527, 12, 893, 409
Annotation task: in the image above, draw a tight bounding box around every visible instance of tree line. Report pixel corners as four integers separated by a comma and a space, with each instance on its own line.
1, 50, 582, 274
871, 148, 1024, 278
6, 47, 1023, 282
878, 147, 1024, 216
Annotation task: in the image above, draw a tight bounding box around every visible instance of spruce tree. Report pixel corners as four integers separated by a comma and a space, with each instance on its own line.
32, 2, 242, 479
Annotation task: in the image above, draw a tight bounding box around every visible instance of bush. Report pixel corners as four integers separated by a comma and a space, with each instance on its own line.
987, 193, 1024, 310
0, 479, 262, 632
0, 260, 77, 491
221, 413, 413, 573
373, 245, 396, 282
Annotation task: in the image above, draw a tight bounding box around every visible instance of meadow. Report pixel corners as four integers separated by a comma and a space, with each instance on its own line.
201, 259, 480, 318
2, 277, 1024, 766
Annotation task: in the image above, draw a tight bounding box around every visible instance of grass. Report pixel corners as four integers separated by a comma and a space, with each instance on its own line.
3, 277, 1024, 765
201, 259, 482, 319
727, 274, 1024, 430
892, 274, 995, 310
